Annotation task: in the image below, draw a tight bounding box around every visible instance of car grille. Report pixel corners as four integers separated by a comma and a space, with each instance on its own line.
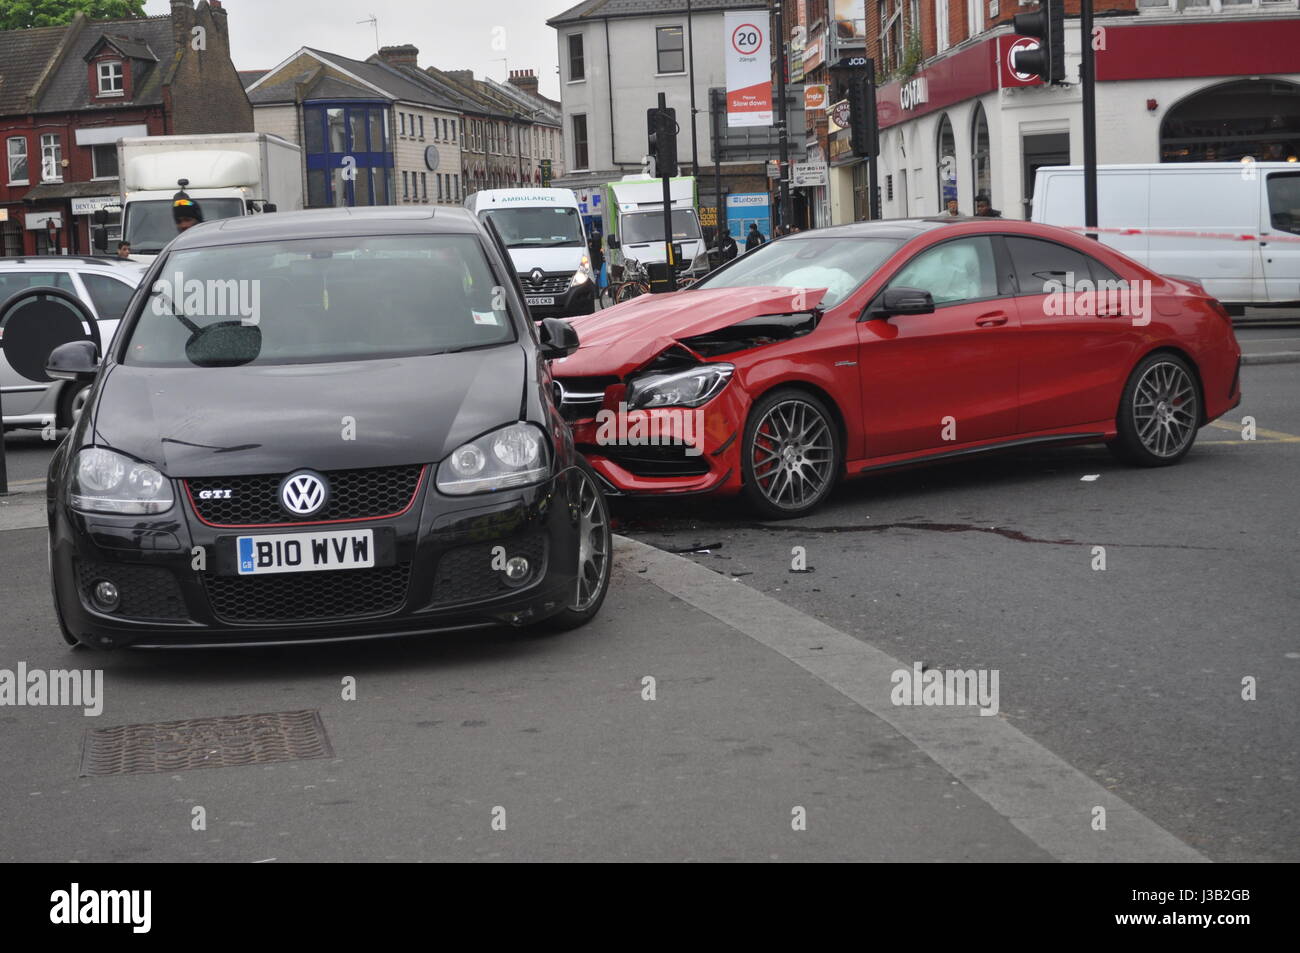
76, 560, 188, 621
597, 444, 711, 478
204, 562, 412, 624
428, 534, 549, 606
519, 272, 571, 295
186, 465, 426, 526
554, 376, 615, 423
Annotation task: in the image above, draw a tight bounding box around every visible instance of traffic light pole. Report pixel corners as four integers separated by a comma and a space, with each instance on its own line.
659, 92, 676, 278
772, 0, 791, 233
866, 65, 880, 220
1080, 0, 1098, 241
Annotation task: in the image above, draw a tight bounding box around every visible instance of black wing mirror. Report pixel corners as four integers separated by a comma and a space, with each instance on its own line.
0, 286, 101, 383
47, 340, 101, 381
866, 286, 935, 320
538, 318, 580, 360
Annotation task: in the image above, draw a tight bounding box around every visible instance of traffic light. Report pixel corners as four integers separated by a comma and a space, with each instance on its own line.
646, 106, 679, 178
847, 73, 878, 159
1011, 0, 1065, 85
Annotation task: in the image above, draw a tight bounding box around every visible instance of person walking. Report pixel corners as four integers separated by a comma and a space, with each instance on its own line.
745, 223, 765, 252
718, 228, 739, 263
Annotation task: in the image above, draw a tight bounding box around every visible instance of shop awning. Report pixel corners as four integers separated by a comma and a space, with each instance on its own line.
24, 180, 121, 203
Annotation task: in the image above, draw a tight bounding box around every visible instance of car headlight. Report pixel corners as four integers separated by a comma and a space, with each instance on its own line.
626, 363, 734, 410
436, 422, 550, 495
572, 266, 592, 286
70, 448, 174, 515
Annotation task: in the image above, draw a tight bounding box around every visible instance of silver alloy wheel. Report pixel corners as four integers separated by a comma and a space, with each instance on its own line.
1133, 361, 1198, 458
750, 399, 835, 510
571, 471, 609, 612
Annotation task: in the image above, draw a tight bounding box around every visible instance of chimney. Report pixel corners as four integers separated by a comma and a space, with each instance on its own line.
445, 69, 474, 84
508, 69, 539, 96
378, 44, 420, 68
170, 1, 194, 51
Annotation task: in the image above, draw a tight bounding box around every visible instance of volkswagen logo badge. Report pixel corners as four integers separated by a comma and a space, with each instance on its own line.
279, 470, 329, 517
530, 268, 545, 285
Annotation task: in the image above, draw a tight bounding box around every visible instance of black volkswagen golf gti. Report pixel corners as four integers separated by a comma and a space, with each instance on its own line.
23, 207, 612, 649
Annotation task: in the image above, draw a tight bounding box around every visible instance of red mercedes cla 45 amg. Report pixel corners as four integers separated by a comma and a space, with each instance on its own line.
552, 219, 1242, 518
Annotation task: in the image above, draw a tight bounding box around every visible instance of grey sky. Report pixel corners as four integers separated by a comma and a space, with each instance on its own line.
143, 0, 573, 98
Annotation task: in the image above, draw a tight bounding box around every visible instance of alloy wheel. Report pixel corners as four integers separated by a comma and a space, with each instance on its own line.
571, 471, 610, 612
750, 399, 835, 511
1133, 361, 1198, 458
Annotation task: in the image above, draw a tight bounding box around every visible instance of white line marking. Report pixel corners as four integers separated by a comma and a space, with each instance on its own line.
615, 535, 1208, 863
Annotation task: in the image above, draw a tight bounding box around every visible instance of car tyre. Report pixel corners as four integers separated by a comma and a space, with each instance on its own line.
534, 460, 613, 633
48, 535, 80, 648
1108, 352, 1201, 467
56, 382, 91, 431
740, 388, 841, 519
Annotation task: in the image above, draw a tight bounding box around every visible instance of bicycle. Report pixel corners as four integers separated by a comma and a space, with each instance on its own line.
601, 257, 651, 307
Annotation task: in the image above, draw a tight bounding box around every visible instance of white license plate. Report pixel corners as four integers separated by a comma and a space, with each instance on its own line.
236, 529, 374, 575
526, 296, 556, 306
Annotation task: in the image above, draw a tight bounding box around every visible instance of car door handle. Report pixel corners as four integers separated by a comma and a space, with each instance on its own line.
975, 313, 1008, 327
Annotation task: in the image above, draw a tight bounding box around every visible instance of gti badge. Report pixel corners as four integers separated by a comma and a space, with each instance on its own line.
279, 470, 329, 517
198, 489, 233, 500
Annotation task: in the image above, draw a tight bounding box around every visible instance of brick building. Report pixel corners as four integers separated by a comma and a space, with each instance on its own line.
782, 0, 1300, 225
0, 0, 251, 255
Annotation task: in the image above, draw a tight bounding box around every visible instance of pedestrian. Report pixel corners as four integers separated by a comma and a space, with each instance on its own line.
974, 194, 1002, 218
945, 198, 960, 217
116, 241, 132, 259
718, 228, 738, 262
588, 231, 605, 286
172, 188, 202, 232
745, 223, 765, 252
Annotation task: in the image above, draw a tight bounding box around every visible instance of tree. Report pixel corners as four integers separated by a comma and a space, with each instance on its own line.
0, 0, 147, 30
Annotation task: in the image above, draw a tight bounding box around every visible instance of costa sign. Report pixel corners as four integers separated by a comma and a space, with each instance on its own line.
900, 77, 929, 111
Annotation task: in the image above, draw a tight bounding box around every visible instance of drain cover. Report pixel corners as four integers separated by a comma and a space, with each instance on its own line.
80, 710, 334, 777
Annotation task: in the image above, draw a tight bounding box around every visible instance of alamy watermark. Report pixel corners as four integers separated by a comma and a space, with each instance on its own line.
594, 402, 705, 457
0, 663, 102, 716
1042, 272, 1151, 327
891, 662, 999, 716
152, 270, 261, 326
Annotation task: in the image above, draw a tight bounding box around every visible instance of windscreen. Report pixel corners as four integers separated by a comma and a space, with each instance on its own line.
480, 206, 584, 248
694, 236, 904, 308
620, 209, 702, 245
122, 198, 246, 254
125, 234, 516, 367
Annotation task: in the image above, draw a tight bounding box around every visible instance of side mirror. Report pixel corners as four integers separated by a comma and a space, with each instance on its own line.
538, 317, 580, 360
0, 286, 100, 382
867, 286, 935, 320
47, 340, 101, 382
263, 203, 277, 214
607, 234, 620, 249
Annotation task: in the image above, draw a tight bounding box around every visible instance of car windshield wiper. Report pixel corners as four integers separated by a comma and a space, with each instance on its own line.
152, 289, 202, 335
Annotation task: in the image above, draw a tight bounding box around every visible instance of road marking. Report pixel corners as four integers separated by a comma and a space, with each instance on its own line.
616, 536, 1208, 863
1206, 421, 1300, 443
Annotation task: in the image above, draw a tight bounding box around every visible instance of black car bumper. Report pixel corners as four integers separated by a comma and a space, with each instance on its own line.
523, 278, 595, 318
51, 466, 587, 649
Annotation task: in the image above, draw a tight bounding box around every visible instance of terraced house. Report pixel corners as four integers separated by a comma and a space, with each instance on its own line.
0, 0, 250, 255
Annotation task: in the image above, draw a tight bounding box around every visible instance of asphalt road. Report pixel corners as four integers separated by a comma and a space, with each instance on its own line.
0, 358, 1294, 862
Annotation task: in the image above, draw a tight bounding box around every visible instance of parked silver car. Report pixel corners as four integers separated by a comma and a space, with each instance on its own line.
1, 256, 145, 430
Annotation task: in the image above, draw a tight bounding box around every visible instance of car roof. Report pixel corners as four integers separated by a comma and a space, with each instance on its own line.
170, 205, 485, 250
785, 217, 1093, 241
0, 255, 141, 269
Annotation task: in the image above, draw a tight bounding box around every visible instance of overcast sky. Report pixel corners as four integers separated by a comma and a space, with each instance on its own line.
143, 0, 573, 98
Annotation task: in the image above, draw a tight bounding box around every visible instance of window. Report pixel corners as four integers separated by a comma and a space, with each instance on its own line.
887, 237, 999, 306
97, 61, 124, 95
7, 137, 28, 184
420, 116, 426, 139
1004, 237, 1110, 296
402, 171, 410, 199
451, 121, 457, 143
1266, 173, 1300, 234
656, 26, 685, 73
82, 274, 137, 321
436, 173, 443, 202
40, 134, 62, 182
400, 113, 407, 136
936, 115, 956, 213
967, 0, 984, 36
971, 104, 991, 208
935, 0, 950, 52
453, 174, 460, 201
568, 34, 585, 81
572, 114, 589, 170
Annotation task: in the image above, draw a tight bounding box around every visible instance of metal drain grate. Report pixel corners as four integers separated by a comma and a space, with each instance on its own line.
80, 710, 334, 777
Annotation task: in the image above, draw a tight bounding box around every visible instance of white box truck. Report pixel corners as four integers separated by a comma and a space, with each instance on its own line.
1032, 162, 1300, 312
603, 175, 705, 273
116, 133, 303, 258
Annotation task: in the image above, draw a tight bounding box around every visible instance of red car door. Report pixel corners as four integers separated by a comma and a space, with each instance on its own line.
856, 235, 1021, 458
1004, 235, 1140, 433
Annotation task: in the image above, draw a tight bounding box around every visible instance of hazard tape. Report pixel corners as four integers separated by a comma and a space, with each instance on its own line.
1053, 224, 1300, 244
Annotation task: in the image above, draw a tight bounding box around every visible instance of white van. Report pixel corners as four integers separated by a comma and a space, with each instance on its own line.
1032, 163, 1300, 311
465, 188, 595, 316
